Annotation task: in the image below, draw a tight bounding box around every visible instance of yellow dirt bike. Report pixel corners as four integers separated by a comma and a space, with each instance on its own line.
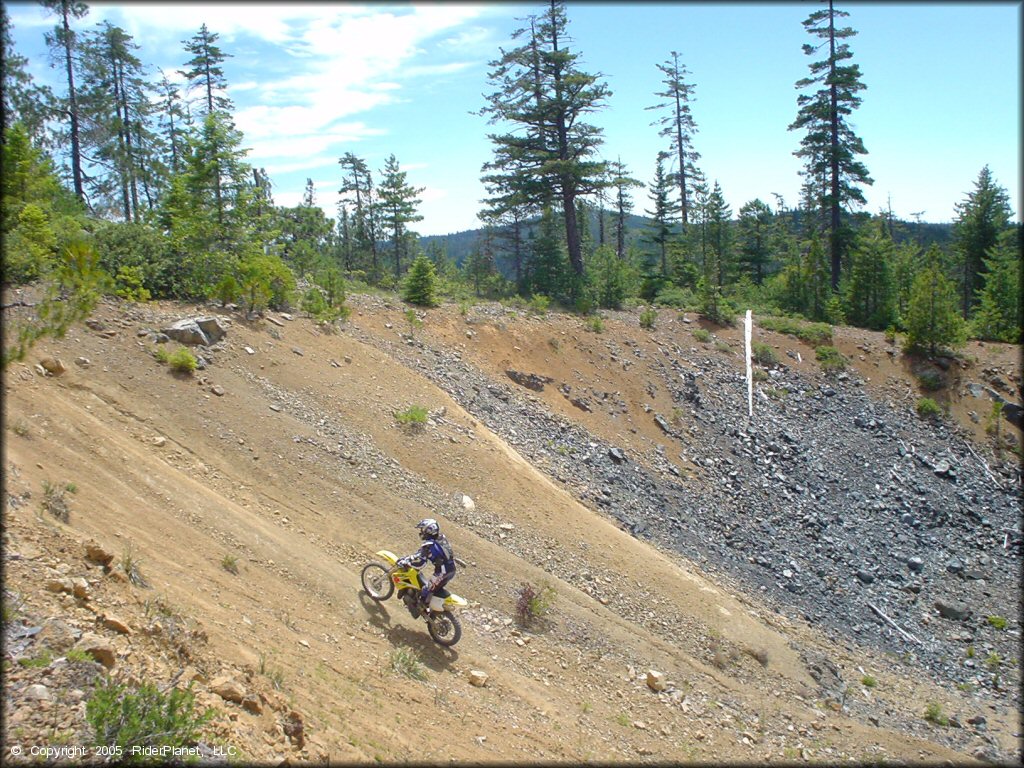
360, 550, 467, 647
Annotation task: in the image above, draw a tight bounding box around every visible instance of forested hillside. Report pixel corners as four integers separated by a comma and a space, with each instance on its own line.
3, 1, 1019, 368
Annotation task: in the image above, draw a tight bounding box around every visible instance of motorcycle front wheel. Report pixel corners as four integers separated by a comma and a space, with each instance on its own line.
361, 563, 394, 601
427, 611, 462, 647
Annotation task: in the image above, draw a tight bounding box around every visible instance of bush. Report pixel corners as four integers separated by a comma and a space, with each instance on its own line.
654, 285, 693, 308
86, 679, 213, 759
514, 582, 555, 627
758, 315, 833, 346
692, 328, 711, 343
987, 615, 1008, 630
916, 398, 941, 419
751, 342, 778, 367
916, 370, 944, 391
394, 405, 429, 429
167, 347, 197, 375
528, 294, 550, 315
861, 674, 877, 688
390, 646, 427, 681
585, 316, 604, 334
639, 308, 657, 330
815, 345, 846, 373
924, 701, 948, 726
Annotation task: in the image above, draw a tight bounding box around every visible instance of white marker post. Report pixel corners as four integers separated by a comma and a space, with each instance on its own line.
745, 309, 753, 419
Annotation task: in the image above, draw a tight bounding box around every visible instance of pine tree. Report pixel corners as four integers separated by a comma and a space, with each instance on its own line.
972, 227, 1022, 343
736, 199, 774, 285
789, 0, 872, 293
644, 152, 674, 279
378, 154, 424, 282
844, 217, 896, 330
953, 166, 1012, 318
179, 24, 235, 223
480, 1, 610, 290
42, 0, 90, 202
905, 245, 967, 356
647, 51, 700, 226
78, 21, 156, 222
608, 158, 641, 261
338, 152, 379, 277
403, 252, 439, 307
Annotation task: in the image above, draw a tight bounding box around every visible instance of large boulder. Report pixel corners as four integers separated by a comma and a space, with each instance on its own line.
195, 317, 227, 344
163, 320, 210, 346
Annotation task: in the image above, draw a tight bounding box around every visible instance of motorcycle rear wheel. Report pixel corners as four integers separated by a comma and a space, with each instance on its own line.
427, 611, 462, 647
361, 563, 394, 601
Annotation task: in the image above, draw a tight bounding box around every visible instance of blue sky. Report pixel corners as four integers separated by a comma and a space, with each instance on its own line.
7, 1, 1021, 236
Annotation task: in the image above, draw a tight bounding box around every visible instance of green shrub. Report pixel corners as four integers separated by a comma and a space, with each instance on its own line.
752, 342, 778, 366
514, 582, 555, 627
152, 346, 171, 364
167, 347, 197, 374
221, 554, 239, 575
529, 294, 550, 315
758, 316, 832, 346
752, 369, 768, 382
86, 680, 214, 759
404, 308, 423, 338
815, 345, 846, 372
692, 328, 711, 343
19, 649, 54, 668
916, 370, 944, 391
639, 308, 657, 330
585, 316, 604, 334
924, 701, 948, 726
861, 674, 877, 688
916, 398, 941, 419
390, 646, 427, 681
986, 615, 1008, 630
654, 285, 693, 308
114, 265, 151, 303
394, 405, 429, 429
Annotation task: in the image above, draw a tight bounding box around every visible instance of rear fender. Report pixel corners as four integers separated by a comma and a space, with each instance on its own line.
444, 593, 468, 608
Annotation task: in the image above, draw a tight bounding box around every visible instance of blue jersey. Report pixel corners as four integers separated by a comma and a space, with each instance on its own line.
408, 534, 456, 579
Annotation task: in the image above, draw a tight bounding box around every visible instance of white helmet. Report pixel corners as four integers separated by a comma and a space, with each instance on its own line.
416, 518, 440, 540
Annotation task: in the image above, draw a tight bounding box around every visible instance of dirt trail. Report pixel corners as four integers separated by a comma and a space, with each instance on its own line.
2, 296, 1019, 763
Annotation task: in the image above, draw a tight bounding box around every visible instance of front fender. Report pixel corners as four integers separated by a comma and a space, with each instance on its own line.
375, 550, 399, 565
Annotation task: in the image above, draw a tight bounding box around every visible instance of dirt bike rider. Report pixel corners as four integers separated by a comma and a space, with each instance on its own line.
397, 518, 456, 613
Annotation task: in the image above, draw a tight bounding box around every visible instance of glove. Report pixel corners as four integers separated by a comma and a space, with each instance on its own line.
396, 557, 410, 568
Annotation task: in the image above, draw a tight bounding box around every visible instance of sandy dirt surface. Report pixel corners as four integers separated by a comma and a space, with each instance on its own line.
2, 295, 1020, 764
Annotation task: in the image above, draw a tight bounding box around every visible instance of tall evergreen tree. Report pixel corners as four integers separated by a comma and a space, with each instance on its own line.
42, 0, 89, 202
844, 217, 896, 330
377, 154, 424, 282
789, 0, 872, 293
480, 0, 610, 291
180, 24, 234, 222
608, 158, 641, 261
736, 199, 774, 285
952, 165, 1012, 318
156, 69, 185, 175
78, 22, 155, 222
647, 51, 700, 226
905, 244, 966, 356
972, 227, 1022, 343
338, 152, 379, 276
644, 152, 674, 278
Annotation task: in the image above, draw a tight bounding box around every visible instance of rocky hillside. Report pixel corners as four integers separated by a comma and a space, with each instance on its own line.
2, 293, 1021, 764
